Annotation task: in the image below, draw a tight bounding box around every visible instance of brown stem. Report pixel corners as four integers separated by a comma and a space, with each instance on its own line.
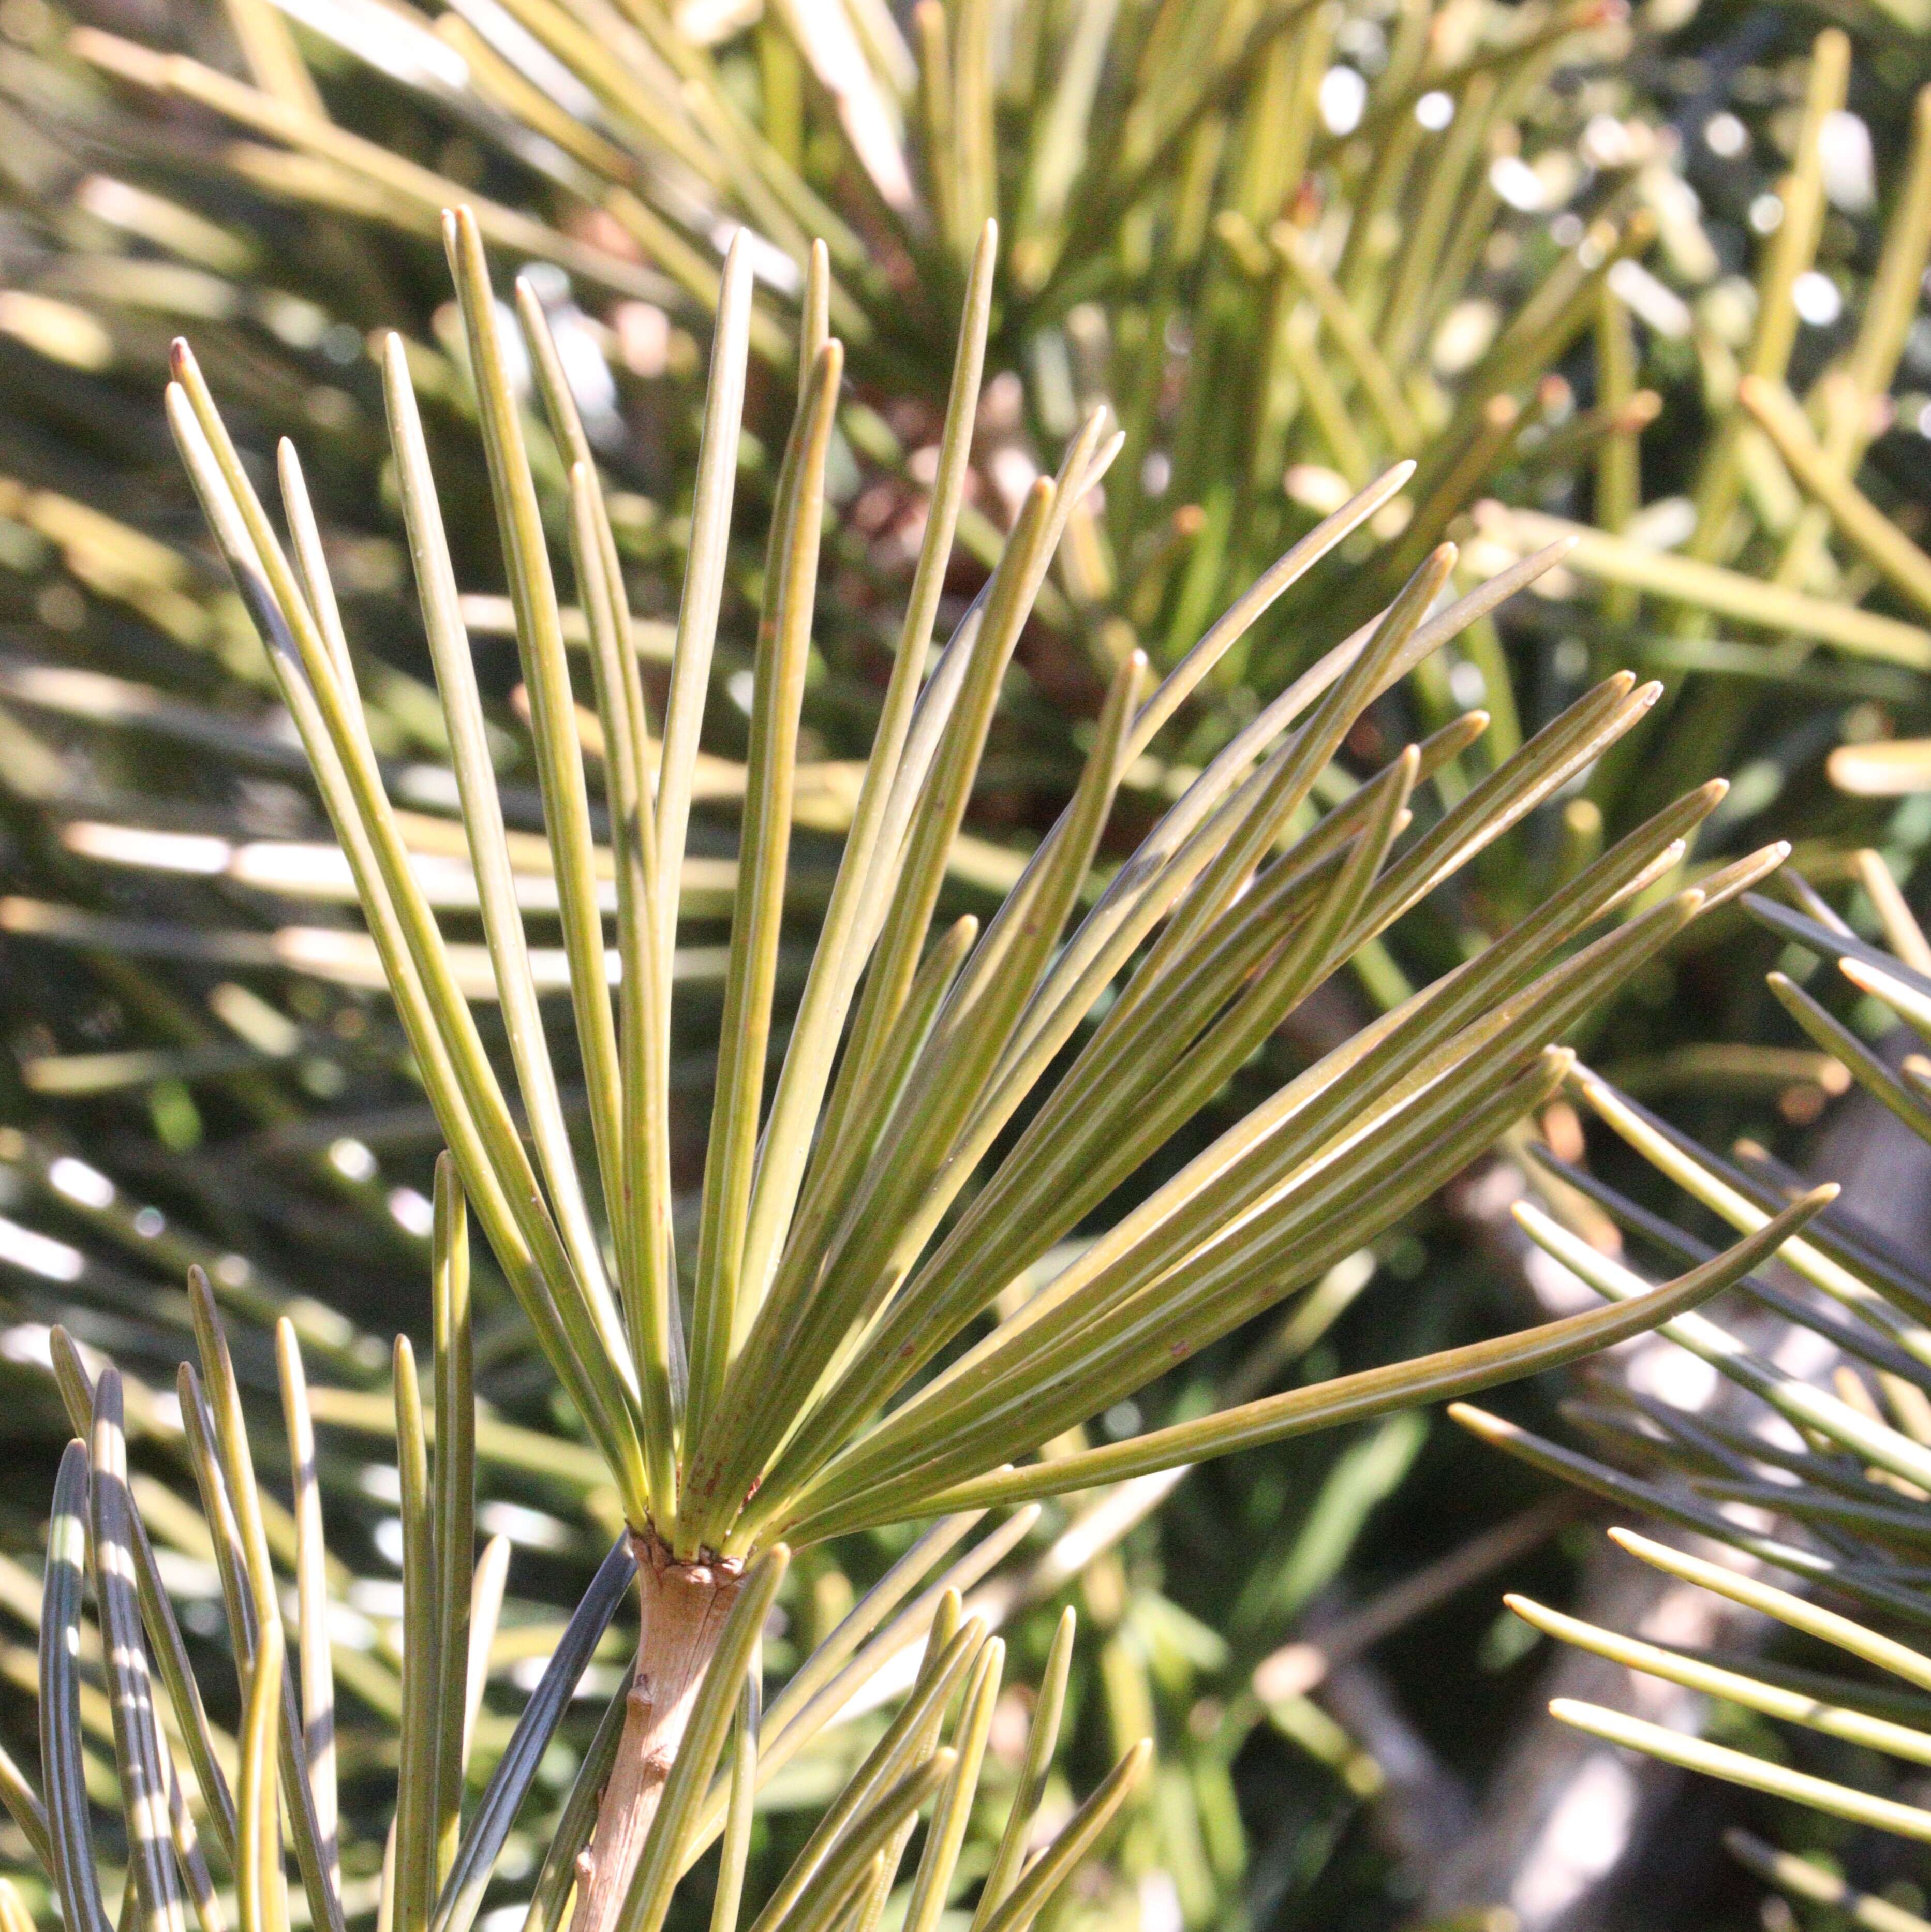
569, 1535, 742, 1932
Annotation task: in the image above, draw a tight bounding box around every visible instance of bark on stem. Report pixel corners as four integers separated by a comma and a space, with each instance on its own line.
570, 1535, 743, 1932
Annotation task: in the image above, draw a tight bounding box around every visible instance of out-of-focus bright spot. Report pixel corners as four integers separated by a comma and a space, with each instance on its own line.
1138, 1872, 1185, 1932
275, 0, 465, 90
1607, 260, 1692, 339
153, 1551, 224, 1600
358, 1463, 403, 1503
507, 1656, 552, 1693
1748, 191, 1784, 234
1448, 661, 1488, 709
0, 1324, 56, 1367
1431, 299, 1501, 375
64, 821, 231, 874
459, 0, 598, 117
0, 292, 113, 372
614, 302, 670, 379
48, 1155, 115, 1209
1332, 14, 1385, 69
388, 1187, 434, 1238
1792, 271, 1843, 328
1415, 89, 1454, 130
1141, 450, 1172, 497
511, 1657, 623, 1699
329, 1137, 379, 1184
1771, 1319, 1839, 1383
1918, 399, 1931, 437
210, 981, 302, 1057
1703, 111, 1748, 158
372, 1517, 406, 1568
1582, 113, 1636, 167
1550, 212, 1585, 249
227, 841, 353, 893
1642, 167, 1719, 284
148, 1389, 184, 1434
326, 1600, 379, 1651
706, 220, 799, 293
133, 1206, 165, 1238
76, 175, 254, 275
477, 1499, 574, 1551
349, 1575, 406, 1618
232, 840, 588, 914
1625, 1337, 1720, 1410
1523, 1247, 1596, 1315
263, 294, 329, 350
0, 1216, 84, 1282
396, 762, 464, 810
547, 300, 620, 423
489, 299, 532, 400
1699, 276, 1759, 349
988, 445, 1042, 517
1715, 758, 1781, 825
1625, 496, 1697, 552
1284, 465, 1353, 514
1489, 155, 1545, 210
1534, 151, 1582, 212
1373, 497, 1415, 543
1319, 65, 1367, 135
1820, 110, 1875, 213
1511, 1754, 1640, 1922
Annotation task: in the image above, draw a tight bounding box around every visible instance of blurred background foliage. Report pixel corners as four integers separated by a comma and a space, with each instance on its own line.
2, 0, 1931, 1924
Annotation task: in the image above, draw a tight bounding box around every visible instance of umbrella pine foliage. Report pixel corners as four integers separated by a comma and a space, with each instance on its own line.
0, 75, 1877, 1920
